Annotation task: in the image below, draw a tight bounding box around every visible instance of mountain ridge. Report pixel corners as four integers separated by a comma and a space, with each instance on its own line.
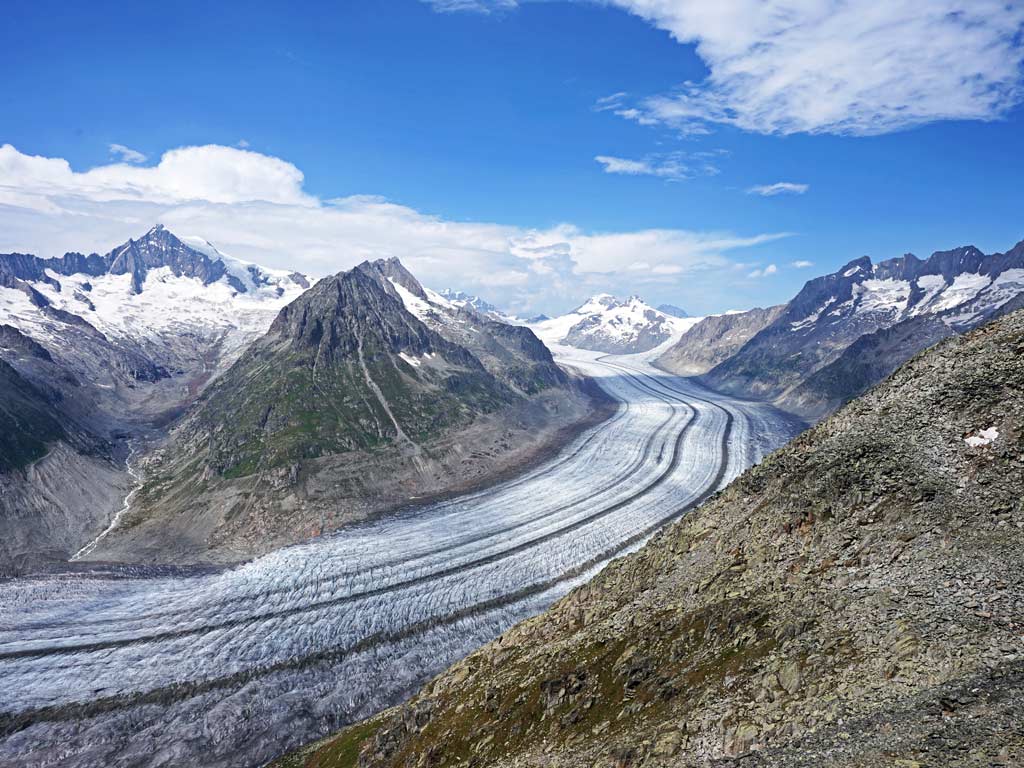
531, 294, 697, 354
658, 238, 1024, 421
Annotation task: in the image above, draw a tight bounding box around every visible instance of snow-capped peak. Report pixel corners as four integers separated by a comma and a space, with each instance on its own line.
530, 294, 697, 355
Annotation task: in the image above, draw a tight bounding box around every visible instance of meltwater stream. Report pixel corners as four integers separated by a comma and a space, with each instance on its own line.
0, 348, 801, 768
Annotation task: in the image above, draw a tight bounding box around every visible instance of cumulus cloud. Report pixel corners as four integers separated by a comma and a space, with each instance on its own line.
108, 144, 147, 164
0, 143, 313, 207
747, 182, 809, 196
0, 144, 786, 315
595, 150, 722, 181
747, 264, 778, 278
791, 260, 814, 268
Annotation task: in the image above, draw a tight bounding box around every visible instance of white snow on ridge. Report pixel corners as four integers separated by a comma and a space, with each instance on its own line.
387, 279, 440, 325
180, 235, 300, 294
853, 278, 911, 316
528, 295, 696, 353
0, 244, 309, 377
930, 272, 992, 314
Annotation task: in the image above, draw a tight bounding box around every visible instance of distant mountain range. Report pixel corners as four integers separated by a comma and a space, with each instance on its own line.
530, 294, 697, 354
0, 228, 597, 571
658, 239, 1024, 421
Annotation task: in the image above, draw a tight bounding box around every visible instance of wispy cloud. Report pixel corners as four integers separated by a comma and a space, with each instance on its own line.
747, 264, 778, 278
791, 260, 814, 269
482, 2, 1024, 137
0, 143, 787, 315
108, 144, 147, 164
595, 150, 721, 181
747, 182, 809, 197
422, 0, 517, 13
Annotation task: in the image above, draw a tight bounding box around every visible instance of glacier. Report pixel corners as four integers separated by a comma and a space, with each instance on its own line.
0, 346, 801, 768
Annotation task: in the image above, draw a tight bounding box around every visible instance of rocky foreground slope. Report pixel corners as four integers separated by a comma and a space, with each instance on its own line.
279, 309, 1024, 767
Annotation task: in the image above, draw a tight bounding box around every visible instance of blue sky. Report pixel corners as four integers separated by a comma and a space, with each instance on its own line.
1, 0, 1023, 315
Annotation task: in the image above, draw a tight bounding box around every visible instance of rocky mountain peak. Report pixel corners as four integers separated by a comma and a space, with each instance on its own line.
656, 303, 689, 318
355, 257, 428, 301
267, 267, 440, 366
438, 289, 499, 315
106, 225, 229, 294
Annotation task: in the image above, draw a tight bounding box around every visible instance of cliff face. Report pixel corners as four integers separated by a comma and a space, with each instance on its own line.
281, 309, 1024, 768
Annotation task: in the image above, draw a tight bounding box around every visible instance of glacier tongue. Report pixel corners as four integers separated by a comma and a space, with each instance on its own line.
0, 346, 799, 768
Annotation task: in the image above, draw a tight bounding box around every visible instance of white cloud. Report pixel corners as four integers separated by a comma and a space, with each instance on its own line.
595, 150, 720, 181
791, 260, 814, 268
423, 0, 517, 12
747, 181, 809, 196
747, 263, 778, 278
0, 144, 787, 315
485, 1, 1024, 136
108, 144, 147, 164
0, 144, 313, 207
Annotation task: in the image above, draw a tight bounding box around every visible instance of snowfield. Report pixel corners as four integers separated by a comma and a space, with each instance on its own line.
0, 347, 800, 768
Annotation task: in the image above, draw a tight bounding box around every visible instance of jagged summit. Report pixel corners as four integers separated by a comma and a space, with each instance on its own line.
356, 256, 429, 301
0, 225, 310, 297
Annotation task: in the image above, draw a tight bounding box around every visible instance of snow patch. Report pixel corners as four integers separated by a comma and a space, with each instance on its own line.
930, 272, 991, 313
965, 426, 999, 448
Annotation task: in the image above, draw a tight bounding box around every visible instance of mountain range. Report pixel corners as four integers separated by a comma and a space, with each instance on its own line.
658, 239, 1024, 421
0, 227, 599, 571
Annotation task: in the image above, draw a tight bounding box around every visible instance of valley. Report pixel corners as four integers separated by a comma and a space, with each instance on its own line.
0, 343, 800, 768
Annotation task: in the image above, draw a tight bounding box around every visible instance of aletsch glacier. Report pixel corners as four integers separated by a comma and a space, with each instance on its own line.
0, 345, 800, 768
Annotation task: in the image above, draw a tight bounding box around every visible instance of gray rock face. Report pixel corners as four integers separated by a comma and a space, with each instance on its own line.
656, 305, 783, 376
0, 443, 131, 576
294, 307, 1024, 768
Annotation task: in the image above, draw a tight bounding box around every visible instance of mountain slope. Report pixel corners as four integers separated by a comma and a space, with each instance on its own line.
282, 308, 1024, 768
0, 356, 129, 573
656, 305, 784, 376
0, 358, 68, 473
697, 240, 1024, 418
531, 295, 696, 354
87, 261, 601, 564
0, 226, 313, 570
354, 258, 567, 394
